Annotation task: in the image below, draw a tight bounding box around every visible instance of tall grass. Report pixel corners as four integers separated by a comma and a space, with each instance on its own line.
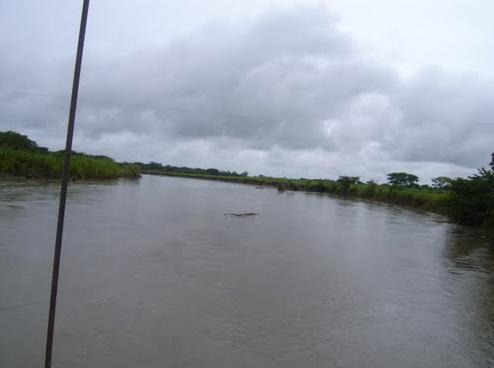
0, 147, 139, 179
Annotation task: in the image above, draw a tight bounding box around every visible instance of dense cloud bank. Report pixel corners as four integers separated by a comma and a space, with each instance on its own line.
0, 5, 491, 181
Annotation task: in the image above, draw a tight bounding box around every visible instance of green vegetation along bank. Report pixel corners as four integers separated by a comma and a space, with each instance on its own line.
141, 168, 450, 213
138, 158, 494, 241
0, 131, 139, 179
2, 130, 492, 240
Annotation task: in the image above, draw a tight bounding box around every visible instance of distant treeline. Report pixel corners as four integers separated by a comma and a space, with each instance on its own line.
135, 161, 249, 177
0, 131, 139, 179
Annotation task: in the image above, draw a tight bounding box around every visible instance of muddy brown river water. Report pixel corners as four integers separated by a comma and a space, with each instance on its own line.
1, 175, 493, 367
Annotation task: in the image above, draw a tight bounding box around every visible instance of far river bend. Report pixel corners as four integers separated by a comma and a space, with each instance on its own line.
1, 175, 493, 367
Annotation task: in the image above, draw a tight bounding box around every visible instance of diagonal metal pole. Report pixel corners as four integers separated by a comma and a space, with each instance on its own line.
45, 1, 90, 367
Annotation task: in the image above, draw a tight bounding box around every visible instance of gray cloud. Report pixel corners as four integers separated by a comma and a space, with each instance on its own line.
0, 4, 492, 182
391, 68, 494, 168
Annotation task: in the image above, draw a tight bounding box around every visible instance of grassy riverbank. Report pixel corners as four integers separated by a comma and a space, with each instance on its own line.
143, 170, 450, 214
0, 132, 139, 179
0, 147, 140, 179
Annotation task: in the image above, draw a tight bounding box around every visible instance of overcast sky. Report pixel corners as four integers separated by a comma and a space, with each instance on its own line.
1, 0, 493, 182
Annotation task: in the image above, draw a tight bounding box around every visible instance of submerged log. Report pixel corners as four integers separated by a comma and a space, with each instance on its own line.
225, 212, 259, 217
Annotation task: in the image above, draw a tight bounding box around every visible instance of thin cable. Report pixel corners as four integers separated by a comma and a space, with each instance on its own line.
44, 1, 90, 367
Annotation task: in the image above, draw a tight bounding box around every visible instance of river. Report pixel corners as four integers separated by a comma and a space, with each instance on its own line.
1, 175, 493, 367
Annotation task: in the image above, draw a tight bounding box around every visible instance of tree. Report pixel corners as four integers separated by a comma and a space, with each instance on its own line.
337, 176, 360, 185
205, 168, 220, 176
146, 162, 163, 170
431, 176, 452, 190
337, 176, 360, 194
0, 130, 39, 151
387, 172, 419, 187
447, 152, 494, 229
448, 168, 494, 226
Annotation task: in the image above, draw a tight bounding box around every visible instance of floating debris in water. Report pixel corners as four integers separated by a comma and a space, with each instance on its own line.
225, 212, 259, 217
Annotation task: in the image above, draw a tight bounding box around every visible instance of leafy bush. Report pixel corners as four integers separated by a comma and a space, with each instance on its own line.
448, 168, 494, 227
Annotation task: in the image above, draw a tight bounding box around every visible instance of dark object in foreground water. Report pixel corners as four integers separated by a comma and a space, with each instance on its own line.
225, 212, 259, 217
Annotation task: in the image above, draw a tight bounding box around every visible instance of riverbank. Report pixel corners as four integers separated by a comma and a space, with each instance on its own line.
0, 147, 140, 180
2, 131, 491, 240
0, 131, 140, 180
145, 171, 494, 241
143, 170, 450, 213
